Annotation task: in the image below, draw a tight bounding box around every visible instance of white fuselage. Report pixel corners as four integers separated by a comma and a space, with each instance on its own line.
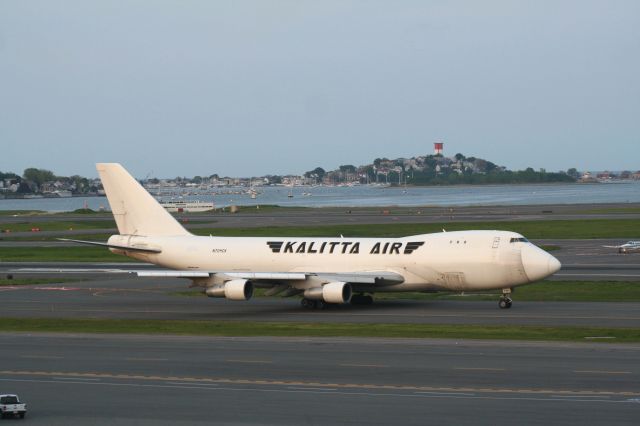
108, 229, 559, 292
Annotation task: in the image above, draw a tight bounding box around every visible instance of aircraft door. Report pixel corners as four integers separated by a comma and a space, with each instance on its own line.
491, 236, 500, 261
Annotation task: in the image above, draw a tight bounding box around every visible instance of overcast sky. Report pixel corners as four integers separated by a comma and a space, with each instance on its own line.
1, 1, 638, 178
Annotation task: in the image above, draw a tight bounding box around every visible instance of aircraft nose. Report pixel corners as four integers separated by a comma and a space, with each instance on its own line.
521, 244, 562, 282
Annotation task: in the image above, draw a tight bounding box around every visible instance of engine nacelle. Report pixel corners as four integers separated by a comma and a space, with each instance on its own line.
306, 281, 351, 304
206, 279, 253, 301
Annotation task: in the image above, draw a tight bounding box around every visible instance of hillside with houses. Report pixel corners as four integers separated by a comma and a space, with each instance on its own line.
2, 148, 639, 198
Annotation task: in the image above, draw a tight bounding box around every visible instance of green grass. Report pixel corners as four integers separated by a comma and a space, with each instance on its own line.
0, 210, 46, 216
0, 246, 135, 262
221, 205, 309, 213
69, 208, 101, 214
0, 233, 115, 242
3, 218, 639, 241
0, 220, 116, 233
0, 278, 80, 286
190, 218, 640, 239
373, 281, 640, 302
581, 207, 640, 214
0, 318, 637, 342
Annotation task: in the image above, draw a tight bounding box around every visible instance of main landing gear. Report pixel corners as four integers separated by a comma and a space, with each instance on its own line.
350, 294, 373, 305
301, 298, 327, 310
301, 294, 374, 309
499, 288, 513, 309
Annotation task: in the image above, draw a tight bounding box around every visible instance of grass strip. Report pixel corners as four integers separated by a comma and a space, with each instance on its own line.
0, 246, 135, 262
3, 218, 640, 241
374, 281, 640, 303
0, 318, 637, 343
581, 207, 640, 214
0, 233, 115, 242
0, 210, 46, 216
0, 220, 116, 233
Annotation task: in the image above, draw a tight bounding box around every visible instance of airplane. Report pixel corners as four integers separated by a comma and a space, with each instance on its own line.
62, 163, 561, 310
603, 241, 640, 254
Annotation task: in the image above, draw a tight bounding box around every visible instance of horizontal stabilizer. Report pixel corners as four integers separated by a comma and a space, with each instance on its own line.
11, 268, 206, 277
58, 238, 162, 254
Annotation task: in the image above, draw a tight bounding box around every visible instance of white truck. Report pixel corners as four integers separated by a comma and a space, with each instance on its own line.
0, 394, 26, 419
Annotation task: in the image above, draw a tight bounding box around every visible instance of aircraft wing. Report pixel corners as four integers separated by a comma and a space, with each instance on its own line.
12, 268, 404, 286
311, 272, 404, 285
133, 270, 404, 285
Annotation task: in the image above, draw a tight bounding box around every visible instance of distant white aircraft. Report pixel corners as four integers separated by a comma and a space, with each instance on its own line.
603, 241, 640, 254
64, 163, 561, 310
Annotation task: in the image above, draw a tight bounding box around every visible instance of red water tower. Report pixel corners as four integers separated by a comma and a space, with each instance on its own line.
434, 142, 444, 155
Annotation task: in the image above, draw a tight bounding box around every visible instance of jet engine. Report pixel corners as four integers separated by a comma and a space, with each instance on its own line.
303, 282, 352, 304
206, 279, 253, 301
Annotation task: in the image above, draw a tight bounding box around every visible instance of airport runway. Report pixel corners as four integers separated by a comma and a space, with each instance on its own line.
1, 333, 638, 425
1, 207, 638, 425
0, 275, 639, 327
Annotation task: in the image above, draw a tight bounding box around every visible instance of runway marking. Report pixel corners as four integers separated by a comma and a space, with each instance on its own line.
0, 286, 83, 292
288, 387, 336, 391
574, 370, 632, 375
1, 370, 638, 398
53, 377, 100, 382
339, 363, 387, 368
416, 391, 476, 396
454, 367, 505, 372
225, 359, 273, 364
20, 355, 63, 360
552, 395, 610, 399
0, 377, 634, 405
124, 357, 169, 362
166, 381, 218, 387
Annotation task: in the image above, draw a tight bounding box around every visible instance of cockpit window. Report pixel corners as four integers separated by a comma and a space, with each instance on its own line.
510, 237, 529, 243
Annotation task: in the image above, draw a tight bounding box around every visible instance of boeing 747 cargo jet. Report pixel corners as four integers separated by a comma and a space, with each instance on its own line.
65, 163, 561, 309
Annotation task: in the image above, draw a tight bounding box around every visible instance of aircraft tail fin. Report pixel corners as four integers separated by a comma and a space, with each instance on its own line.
96, 163, 190, 237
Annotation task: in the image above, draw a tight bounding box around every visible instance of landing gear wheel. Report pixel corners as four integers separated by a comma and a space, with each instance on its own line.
499, 297, 513, 309
301, 298, 328, 309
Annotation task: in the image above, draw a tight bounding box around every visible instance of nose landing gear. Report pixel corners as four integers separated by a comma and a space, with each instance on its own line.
499, 288, 513, 309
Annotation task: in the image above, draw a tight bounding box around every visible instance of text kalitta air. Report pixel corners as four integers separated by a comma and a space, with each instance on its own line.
267, 241, 424, 255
